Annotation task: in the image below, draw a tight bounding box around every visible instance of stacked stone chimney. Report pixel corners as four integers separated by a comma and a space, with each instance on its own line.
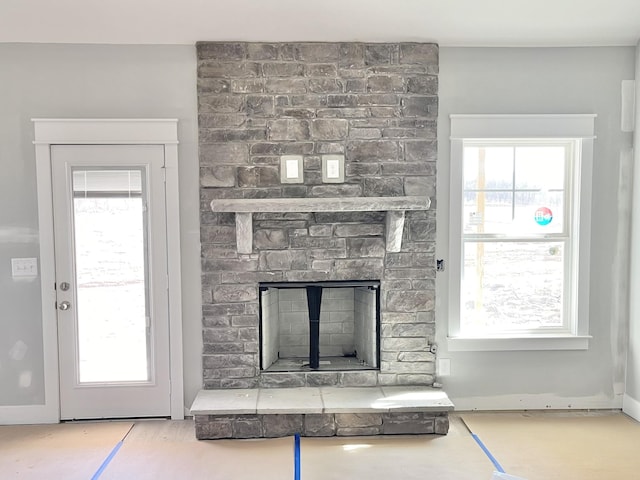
197, 42, 438, 389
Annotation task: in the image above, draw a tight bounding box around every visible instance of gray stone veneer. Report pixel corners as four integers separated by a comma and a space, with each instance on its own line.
198, 42, 438, 389
195, 412, 449, 439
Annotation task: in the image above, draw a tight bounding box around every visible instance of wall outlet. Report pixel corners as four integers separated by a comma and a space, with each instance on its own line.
437, 358, 451, 376
11, 257, 38, 277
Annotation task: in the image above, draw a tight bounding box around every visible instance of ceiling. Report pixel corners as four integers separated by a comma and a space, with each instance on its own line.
1, 0, 639, 47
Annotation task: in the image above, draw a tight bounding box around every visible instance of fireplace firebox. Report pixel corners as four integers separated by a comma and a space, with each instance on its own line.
259, 281, 380, 373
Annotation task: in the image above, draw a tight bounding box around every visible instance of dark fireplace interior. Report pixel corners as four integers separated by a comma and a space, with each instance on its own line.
259, 280, 380, 372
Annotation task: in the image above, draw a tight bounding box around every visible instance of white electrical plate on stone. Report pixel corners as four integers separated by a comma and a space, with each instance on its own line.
11, 257, 39, 277
280, 155, 304, 184
322, 155, 345, 183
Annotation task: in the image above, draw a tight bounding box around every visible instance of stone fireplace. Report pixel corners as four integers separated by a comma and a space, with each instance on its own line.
197, 41, 438, 391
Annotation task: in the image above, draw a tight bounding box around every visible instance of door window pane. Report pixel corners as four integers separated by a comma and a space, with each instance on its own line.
72, 169, 150, 383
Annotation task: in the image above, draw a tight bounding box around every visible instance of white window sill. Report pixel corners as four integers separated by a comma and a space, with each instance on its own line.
447, 335, 591, 352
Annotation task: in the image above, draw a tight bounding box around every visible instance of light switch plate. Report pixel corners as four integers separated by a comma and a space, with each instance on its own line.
280, 155, 304, 184
322, 155, 345, 183
437, 358, 451, 376
11, 257, 38, 277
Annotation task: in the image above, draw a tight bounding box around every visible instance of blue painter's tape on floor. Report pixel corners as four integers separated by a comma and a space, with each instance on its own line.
471, 432, 505, 473
90, 423, 134, 480
460, 418, 506, 474
294, 433, 301, 480
90, 440, 123, 480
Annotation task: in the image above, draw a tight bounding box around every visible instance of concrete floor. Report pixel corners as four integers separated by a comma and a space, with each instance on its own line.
0, 412, 639, 479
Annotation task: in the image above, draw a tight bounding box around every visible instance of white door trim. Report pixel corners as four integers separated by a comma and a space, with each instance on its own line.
30, 118, 184, 422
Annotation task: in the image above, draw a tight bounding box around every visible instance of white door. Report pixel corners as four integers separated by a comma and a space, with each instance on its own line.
51, 145, 171, 420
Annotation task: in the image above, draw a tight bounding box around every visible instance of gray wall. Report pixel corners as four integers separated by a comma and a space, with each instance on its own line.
437, 47, 636, 409
0, 42, 636, 414
0, 44, 202, 409
627, 43, 640, 406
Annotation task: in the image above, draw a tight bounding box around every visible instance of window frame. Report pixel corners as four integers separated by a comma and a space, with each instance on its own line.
447, 115, 595, 351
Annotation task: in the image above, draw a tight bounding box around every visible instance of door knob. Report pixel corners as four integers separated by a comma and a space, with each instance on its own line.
58, 301, 71, 311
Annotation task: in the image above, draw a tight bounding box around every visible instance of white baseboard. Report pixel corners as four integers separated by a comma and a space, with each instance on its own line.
623, 394, 640, 421
452, 393, 622, 411
0, 405, 58, 425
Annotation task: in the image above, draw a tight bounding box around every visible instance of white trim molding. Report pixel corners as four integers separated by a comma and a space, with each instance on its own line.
623, 394, 640, 422
447, 114, 595, 351
447, 335, 592, 352
32, 118, 180, 145
17, 118, 184, 424
454, 392, 622, 411
450, 114, 597, 139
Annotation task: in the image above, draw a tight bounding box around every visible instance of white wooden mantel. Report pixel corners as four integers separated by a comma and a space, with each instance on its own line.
210, 196, 431, 254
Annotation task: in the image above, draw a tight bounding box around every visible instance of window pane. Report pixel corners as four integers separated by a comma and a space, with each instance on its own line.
464, 191, 513, 234
514, 191, 565, 234
515, 146, 565, 190
461, 241, 564, 333
463, 144, 567, 236
464, 191, 565, 235
464, 146, 513, 190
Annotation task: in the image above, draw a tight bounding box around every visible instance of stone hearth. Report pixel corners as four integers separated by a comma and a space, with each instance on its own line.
191, 386, 453, 439
195, 41, 445, 437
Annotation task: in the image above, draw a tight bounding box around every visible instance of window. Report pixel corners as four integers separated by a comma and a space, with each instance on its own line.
447, 115, 594, 351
